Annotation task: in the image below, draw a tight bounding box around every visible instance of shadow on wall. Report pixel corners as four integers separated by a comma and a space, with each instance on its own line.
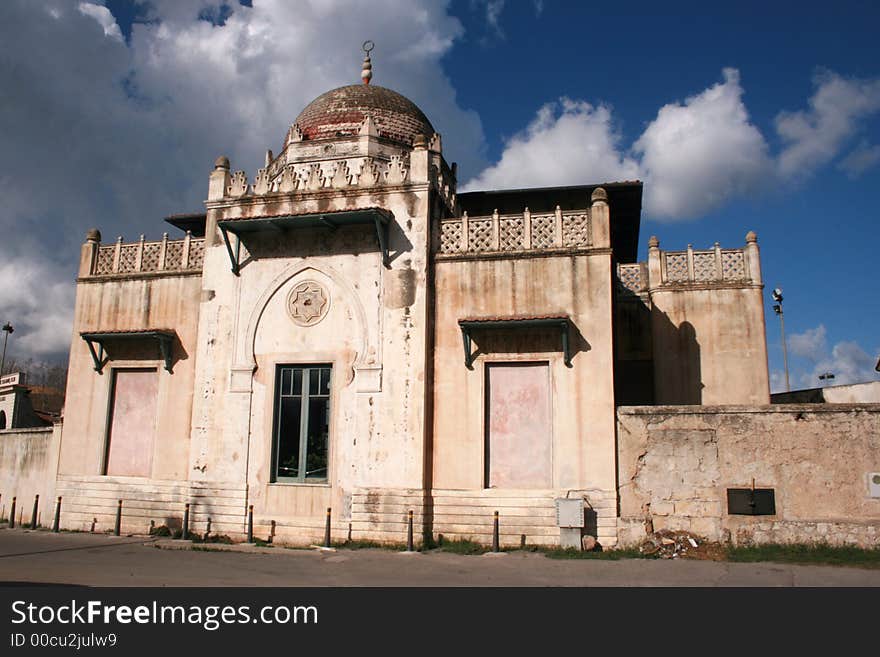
652, 309, 703, 404
466, 323, 590, 366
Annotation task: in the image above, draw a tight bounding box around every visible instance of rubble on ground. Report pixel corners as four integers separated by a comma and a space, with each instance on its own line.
638, 529, 724, 560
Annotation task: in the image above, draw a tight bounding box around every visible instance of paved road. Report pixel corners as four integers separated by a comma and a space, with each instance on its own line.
1, 528, 878, 587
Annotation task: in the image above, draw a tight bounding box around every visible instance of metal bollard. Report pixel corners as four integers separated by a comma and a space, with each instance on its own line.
114, 500, 122, 536
323, 507, 332, 548
53, 496, 62, 533
269, 520, 276, 544
407, 510, 414, 551
31, 495, 39, 529
182, 503, 190, 540
9, 497, 16, 529
247, 505, 254, 543
492, 510, 500, 553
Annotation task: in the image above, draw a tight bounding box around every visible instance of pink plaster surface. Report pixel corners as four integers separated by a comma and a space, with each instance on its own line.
486, 363, 551, 488
106, 369, 158, 477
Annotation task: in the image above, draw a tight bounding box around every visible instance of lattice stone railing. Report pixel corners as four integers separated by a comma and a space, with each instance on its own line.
660, 243, 749, 285
616, 263, 644, 295
438, 207, 592, 256
90, 233, 205, 276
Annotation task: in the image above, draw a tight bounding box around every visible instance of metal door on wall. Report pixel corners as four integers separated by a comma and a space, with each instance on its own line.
104, 368, 158, 477
485, 362, 552, 488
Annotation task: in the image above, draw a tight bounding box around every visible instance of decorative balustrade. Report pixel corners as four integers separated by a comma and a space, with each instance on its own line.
616, 233, 760, 297
659, 243, 748, 285
90, 232, 204, 277
616, 263, 645, 295
437, 206, 592, 256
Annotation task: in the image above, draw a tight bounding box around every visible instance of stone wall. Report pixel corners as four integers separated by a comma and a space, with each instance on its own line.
0, 425, 61, 527
617, 405, 880, 547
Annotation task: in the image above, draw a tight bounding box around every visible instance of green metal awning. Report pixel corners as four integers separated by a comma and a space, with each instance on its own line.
217, 208, 392, 275
457, 316, 573, 369
80, 330, 176, 373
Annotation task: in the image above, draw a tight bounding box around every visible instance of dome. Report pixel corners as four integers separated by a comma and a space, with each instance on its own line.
294, 84, 434, 145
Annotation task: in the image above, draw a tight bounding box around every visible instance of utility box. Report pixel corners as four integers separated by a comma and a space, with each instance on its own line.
556, 498, 584, 549
869, 473, 880, 498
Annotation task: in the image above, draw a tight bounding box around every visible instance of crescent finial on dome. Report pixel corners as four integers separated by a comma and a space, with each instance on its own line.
361, 40, 374, 85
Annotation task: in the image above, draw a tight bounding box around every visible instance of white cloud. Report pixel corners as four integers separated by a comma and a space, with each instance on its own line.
804, 341, 879, 388
838, 140, 880, 178
462, 98, 640, 191
635, 68, 772, 219
77, 2, 123, 41
784, 324, 879, 389
0, 252, 75, 358
788, 324, 827, 361
464, 68, 772, 219
0, 0, 487, 362
466, 67, 880, 221
776, 70, 880, 179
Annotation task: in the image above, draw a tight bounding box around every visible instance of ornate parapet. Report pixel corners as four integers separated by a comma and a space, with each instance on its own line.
80, 231, 205, 279
614, 233, 761, 299
436, 206, 592, 258
645, 232, 761, 290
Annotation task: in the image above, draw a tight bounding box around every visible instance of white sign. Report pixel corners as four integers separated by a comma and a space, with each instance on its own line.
0, 373, 21, 386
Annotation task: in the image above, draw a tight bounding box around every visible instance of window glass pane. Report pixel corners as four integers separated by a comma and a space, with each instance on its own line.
305, 398, 329, 480
309, 368, 320, 395
321, 368, 331, 394
281, 368, 292, 396
293, 369, 303, 395
276, 397, 301, 479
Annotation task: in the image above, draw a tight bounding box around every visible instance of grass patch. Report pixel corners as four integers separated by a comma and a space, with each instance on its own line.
434, 537, 493, 555
333, 539, 402, 550
539, 546, 648, 560
726, 543, 880, 569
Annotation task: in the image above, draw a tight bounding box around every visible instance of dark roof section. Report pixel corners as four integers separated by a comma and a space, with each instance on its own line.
295, 84, 434, 145
457, 181, 643, 263
165, 213, 207, 237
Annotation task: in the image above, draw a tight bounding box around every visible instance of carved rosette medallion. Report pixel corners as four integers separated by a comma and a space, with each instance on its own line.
287, 281, 330, 327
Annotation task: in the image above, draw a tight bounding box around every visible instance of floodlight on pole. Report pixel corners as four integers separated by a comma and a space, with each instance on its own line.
770, 289, 790, 392
1, 322, 13, 376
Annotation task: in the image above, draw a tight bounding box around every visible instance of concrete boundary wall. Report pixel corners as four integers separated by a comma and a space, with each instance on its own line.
0, 425, 61, 527
616, 404, 880, 547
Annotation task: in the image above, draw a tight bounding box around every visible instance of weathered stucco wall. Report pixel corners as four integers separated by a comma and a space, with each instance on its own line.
431, 252, 619, 545
617, 405, 880, 547
59, 273, 203, 483
192, 182, 434, 543
650, 287, 769, 405
0, 425, 61, 527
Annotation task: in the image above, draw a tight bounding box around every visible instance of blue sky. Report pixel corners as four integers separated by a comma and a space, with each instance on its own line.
1, 0, 878, 391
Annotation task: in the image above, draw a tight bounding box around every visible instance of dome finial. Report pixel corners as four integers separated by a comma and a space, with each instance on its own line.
361, 40, 374, 85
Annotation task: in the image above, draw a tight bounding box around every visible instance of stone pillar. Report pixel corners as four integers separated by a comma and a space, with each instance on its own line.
745, 230, 762, 284
409, 134, 429, 183
79, 229, 101, 278
206, 156, 231, 247
590, 187, 610, 249
647, 235, 661, 289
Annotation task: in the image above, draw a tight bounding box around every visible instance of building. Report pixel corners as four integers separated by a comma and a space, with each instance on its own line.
13, 51, 873, 548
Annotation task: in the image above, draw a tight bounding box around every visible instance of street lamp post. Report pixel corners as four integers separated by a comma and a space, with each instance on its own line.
771, 289, 790, 392
1, 322, 13, 376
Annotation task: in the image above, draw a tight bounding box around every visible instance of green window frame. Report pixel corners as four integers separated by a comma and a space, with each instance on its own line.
272, 364, 332, 483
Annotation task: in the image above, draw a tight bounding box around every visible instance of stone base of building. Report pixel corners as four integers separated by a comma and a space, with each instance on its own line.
55, 474, 248, 537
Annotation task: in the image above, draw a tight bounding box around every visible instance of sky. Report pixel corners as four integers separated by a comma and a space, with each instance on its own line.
0, 0, 878, 392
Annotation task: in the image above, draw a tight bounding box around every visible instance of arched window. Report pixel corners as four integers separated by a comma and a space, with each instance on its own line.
0, 410, 6, 430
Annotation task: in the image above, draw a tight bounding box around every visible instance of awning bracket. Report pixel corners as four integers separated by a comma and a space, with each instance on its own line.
458, 318, 573, 369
